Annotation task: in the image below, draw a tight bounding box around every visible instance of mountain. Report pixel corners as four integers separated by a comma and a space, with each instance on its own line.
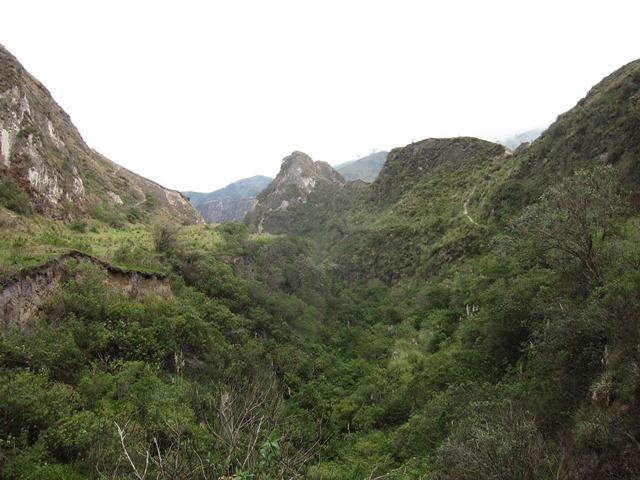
245, 151, 346, 233
334, 150, 388, 181
4, 45, 640, 480
245, 60, 640, 285
269, 137, 512, 283
497, 128, 544, 150
0, 44, 202, 224
494, 59, 640, 213
184, 175, 272, 223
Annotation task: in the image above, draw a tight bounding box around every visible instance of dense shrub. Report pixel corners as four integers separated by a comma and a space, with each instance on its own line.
0, 177, 32, 214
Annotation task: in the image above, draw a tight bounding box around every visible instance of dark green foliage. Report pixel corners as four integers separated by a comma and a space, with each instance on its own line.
0, 177, 33, 215
511, 166, 624, 290
151, 222, 180, 254
3, 60, 640, 478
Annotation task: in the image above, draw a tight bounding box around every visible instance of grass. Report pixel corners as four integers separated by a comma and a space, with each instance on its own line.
0, 211, 224, 280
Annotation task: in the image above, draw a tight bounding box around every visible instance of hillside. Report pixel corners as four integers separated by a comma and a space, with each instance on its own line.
494, 59, 640, 211
2, 46, 640, 480
0, 44, 202, 225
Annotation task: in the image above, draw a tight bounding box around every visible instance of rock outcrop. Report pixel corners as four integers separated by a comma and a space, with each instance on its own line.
245, 151, 345, 233
0, 251, 171, 331
0, 44, 202, 224
185, 175, 272, 223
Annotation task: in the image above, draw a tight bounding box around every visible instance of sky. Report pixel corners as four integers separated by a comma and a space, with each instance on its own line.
1, 1, 639, 193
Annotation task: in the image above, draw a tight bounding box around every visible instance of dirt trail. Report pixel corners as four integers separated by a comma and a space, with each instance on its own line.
463, 187, 480, 225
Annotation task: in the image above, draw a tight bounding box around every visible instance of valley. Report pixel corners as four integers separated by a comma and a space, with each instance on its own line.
1, 43, 640, 480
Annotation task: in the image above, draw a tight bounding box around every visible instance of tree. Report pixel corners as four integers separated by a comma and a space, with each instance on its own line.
434, 403, 558, 480
511, 166, 624, 290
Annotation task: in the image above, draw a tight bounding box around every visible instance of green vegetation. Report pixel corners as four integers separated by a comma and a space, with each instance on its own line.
0, 177, 33, 215
2, 60, 640, 479
3, 159, 639, 478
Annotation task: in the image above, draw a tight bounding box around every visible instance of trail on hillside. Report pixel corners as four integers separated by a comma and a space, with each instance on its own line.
463, 187, 480, 225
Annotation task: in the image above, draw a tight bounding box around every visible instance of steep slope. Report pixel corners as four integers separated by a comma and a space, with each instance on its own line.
330, 137, 511, 283
245, 151, 346, 233
0, 44, 202, 224
495, 58, 640, 213
334, 150, 388, 181
185, 175, 272, 223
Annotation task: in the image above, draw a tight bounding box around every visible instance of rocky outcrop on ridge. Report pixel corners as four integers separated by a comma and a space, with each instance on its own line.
245, 151, 345, 233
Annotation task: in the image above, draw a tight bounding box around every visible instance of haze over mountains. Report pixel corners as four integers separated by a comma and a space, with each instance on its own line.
187, 135, 543, 224
184, 175, 272, 224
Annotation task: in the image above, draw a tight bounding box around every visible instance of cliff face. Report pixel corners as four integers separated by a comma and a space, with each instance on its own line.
0, 44, 202, 224
245, 151, 346, 233
0, 251, 172, 330
197, 197, 258, 223
186, 175, 272, 223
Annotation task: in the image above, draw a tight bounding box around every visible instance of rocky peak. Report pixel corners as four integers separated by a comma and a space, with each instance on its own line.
245, 151, 345, 233
274, 151, 345, 195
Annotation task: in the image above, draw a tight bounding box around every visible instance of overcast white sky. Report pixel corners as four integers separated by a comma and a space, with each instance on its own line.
1, 1, 639, 192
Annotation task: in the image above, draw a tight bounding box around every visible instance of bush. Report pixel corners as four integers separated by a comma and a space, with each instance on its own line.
0, 177, 33, 214
433, 403, 555, 480
151, 223, 180, 254
69, 219, 88, 233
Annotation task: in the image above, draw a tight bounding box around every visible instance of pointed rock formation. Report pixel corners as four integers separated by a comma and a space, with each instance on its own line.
245, 151, 345, 233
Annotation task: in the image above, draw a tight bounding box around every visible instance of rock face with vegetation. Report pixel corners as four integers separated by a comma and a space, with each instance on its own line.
0, 44, 202, 224
1, 46, 640, 480
0, 251, 171, 329
185, 175, 272, 223
245, 150, 346, 233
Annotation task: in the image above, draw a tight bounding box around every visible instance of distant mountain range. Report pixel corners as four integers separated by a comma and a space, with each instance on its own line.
187, 132, 546, 224
184, 175, 273, 223
497, 128, 544, 150
334, 150, 389, 181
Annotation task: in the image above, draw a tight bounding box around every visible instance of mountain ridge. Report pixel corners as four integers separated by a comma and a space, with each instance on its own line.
0, 44, 202, 224
184, 175, 273, 223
